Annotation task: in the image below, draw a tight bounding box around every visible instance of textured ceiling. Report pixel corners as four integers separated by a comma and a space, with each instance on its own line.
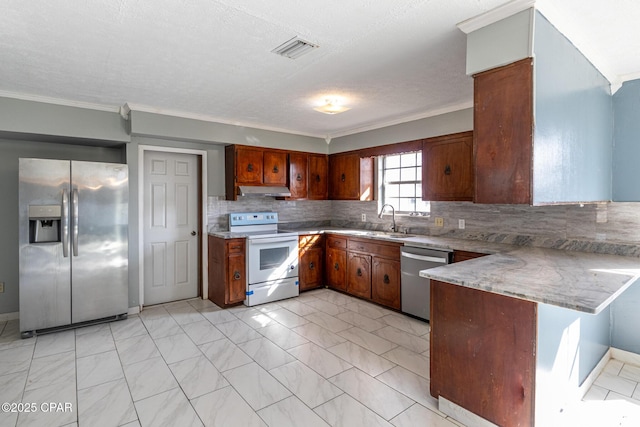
1, 0, 639, 139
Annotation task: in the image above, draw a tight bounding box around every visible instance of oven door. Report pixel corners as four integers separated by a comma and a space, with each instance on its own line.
247, 236, 299, 285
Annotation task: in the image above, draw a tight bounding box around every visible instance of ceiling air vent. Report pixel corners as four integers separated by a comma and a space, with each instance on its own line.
272, 37, 318, 59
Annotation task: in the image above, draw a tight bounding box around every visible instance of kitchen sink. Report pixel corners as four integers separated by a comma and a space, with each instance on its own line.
363, 231, 414, 239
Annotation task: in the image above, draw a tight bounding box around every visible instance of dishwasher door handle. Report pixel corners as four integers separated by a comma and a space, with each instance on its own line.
401, 252, 448, 264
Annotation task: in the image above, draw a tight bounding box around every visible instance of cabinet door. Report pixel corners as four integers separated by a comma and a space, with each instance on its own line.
263, 150, 287, 185
423, 132, 474, 201
227, 253, 246, 304
372, 257, 400, 310
308, 154, 328, 200
347, 252, 371, 299
452, 250, 487, 263
288, 152, 308, 199
326, 247, 346, 291
236, 147, 263, 185
300, 247, 323, 291
329, 154, 359, 200
474, 58, 533, 204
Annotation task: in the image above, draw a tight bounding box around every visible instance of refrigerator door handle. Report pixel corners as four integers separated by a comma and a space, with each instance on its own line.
72, 189, 79, 256
62, 189, 69, 258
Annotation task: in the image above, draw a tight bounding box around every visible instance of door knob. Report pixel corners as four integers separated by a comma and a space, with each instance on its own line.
191, 231, 197, 236
383, 274, 390, 284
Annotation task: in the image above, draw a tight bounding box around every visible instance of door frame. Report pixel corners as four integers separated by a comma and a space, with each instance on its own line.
138, 145, 208, 307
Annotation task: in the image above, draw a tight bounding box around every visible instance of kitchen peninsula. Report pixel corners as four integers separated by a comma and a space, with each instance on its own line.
420, 247, 640, 426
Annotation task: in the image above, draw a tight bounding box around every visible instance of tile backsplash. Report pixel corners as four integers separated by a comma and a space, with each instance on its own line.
207, 197, 640, 256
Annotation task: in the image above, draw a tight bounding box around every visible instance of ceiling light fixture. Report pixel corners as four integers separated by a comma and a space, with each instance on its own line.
313, 99, 351, 115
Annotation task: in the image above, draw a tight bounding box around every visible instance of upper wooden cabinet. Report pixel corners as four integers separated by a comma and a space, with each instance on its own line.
225, 145, 328, 201
308, 154, 328, 200
328, 153, 374, 200
474, 58, 533, 205
422, 131, 474, 201
263, 150, 287, 185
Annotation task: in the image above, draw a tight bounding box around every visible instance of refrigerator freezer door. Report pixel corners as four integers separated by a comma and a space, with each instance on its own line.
19, 158, 72, 332
71, 161, 129, 323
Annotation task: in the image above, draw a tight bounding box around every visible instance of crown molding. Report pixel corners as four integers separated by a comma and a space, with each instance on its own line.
0, 90, 120, 113
457, 0, 536, 34
328, 100, 474, 139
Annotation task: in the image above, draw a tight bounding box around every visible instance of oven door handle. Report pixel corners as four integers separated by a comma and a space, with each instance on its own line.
248, 237, 298, 245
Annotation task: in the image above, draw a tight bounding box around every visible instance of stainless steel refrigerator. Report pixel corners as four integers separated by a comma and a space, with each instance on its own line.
19, 158, 129, 337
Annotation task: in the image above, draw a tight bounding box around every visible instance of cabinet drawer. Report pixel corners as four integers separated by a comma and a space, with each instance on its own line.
227, 239, 245, 254
348, 238, 400, 259
327, 235, 347, 249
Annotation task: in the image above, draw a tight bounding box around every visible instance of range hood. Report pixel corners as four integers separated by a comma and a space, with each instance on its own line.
238, 186, 291, 197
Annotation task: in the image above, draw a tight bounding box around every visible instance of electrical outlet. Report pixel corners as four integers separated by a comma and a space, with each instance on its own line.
0, 282, 4, 293
458, 219, 465, 229
435, 217, 444, 227
361, 213, 366, 222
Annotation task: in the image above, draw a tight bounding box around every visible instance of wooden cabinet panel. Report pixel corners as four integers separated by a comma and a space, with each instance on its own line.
326, 247, 347, 291
372, 258, 400, 310
308, 154, 328, 200
474, 58, 533, 204
227, 253, 246, 304
299, 234, 324, 291
328, 154, 374, 201
452, 250, 488, 263
208, 236, 246, 306
423, 132, 474, 201
235, 147, 263, 185
263, 150, 287, 185
288, 152, 308, 199
347, 252, 371, 299
430, 280, 536, 427
348, 238, 400, 259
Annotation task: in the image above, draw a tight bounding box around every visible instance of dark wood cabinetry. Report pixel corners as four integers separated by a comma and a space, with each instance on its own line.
328, 153, 374, 201
308, 154, 328, 200
263, 150, 287, 185
474, 58, 534, 205
299, 234, 325, 291
208, 236, 246, 306
430, 279, 536, 427
372, 257, 401, 310
422, 131, 474, 201
288, 152, 308, 199
326, 235, 347, 291
452, 250, 488, 263
233, 146, 263, 185
347, 252, 372, 299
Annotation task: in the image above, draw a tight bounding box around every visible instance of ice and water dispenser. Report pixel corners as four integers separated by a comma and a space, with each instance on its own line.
28, 205, 62, 243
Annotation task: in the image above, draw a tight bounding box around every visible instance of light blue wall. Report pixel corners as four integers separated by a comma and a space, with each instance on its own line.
611, 280, 640, 353
612, 79, 640, 201
532, 12, 613, 204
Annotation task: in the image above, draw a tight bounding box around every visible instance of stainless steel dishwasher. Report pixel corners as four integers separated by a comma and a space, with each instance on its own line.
401, 246, 451, 321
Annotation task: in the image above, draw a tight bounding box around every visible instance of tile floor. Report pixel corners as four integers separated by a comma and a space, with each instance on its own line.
0, 288, 638, 427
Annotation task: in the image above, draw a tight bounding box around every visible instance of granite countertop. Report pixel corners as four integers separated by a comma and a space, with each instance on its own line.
420, 246, 640, 314
209, 227, 640, 314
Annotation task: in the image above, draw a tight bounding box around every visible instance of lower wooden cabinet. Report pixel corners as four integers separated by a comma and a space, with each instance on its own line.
326, 247, 347, 292
453, 250, 488, 263
299, 234, 325, 291
372, 257, 401, 310
208, 236, 246, 306
347, 252, 372, 299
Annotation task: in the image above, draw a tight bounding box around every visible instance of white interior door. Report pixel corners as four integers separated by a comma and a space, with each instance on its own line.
144, 151, 199, 305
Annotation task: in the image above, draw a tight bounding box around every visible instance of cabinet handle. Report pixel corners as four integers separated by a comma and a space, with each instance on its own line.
309, 261, 314, 270
357, 268, 362, 277
247, 163, 254, 172
296, 173, 302, 181
233, 271, 241, 280
230, 245, 242, 250
315, 174, 321, 182
334, 262, 339, 271
444, 165, 451, 175
341, 173, 346, 182
273, 165, 279, 173
383, 274, 390, 284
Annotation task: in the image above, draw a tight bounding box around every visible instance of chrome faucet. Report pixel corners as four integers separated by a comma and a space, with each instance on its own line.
378, 204, 397, 232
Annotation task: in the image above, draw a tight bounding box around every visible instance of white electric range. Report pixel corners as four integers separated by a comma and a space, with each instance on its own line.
229, 212, 299, 306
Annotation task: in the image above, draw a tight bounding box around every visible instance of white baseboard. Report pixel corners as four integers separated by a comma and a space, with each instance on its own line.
127, 306, 141, 315
576, 347, 612, 399
439, 397, 498, 427
611, 347, 640, 366
0, 312, 19, 322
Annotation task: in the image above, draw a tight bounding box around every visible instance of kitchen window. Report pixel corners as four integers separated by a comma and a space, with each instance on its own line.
379, 151, 430, 215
